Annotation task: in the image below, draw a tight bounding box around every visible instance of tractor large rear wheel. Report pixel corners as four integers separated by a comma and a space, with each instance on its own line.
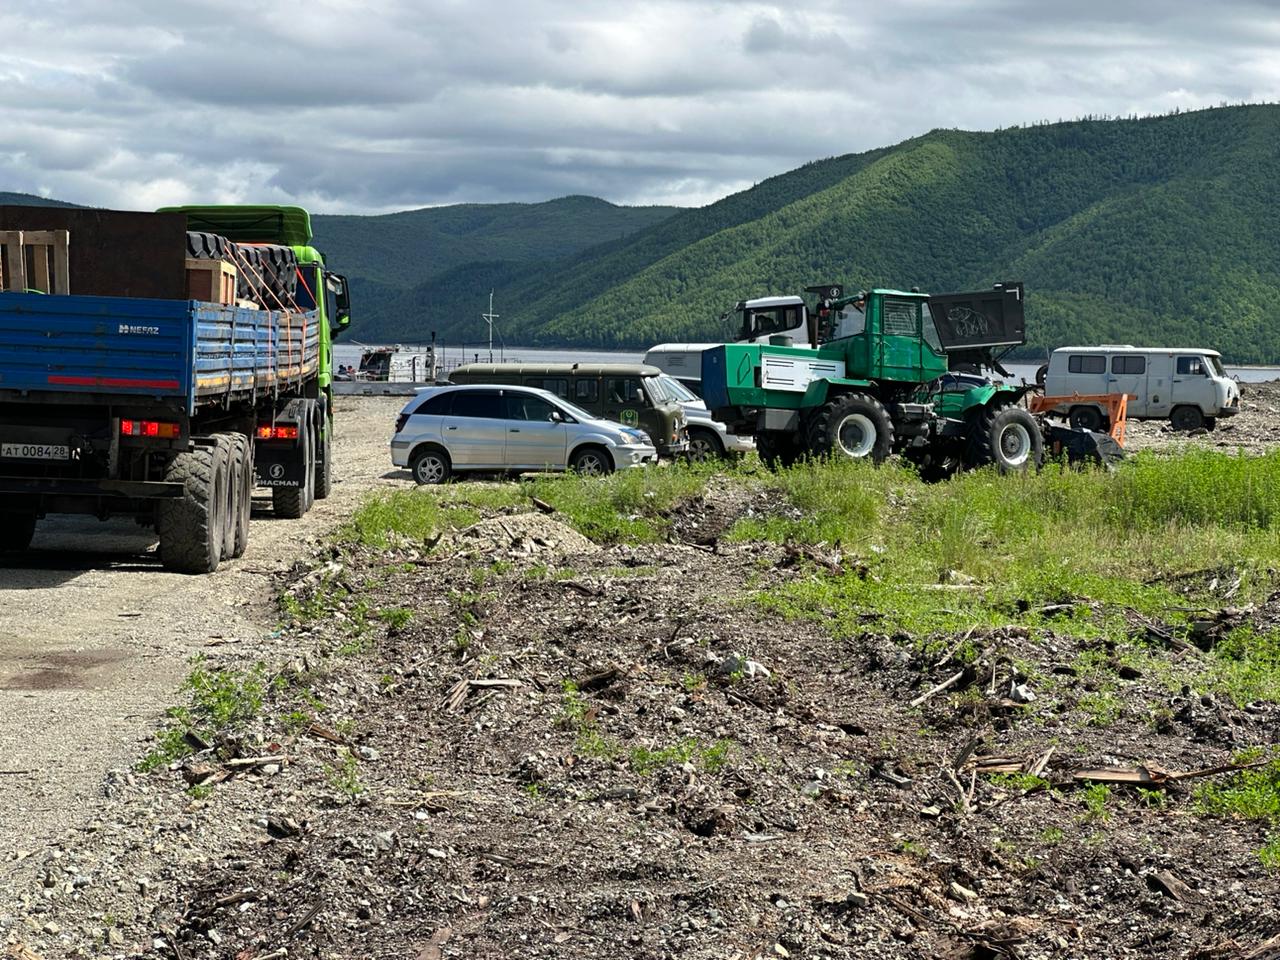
805, 393, 894, 464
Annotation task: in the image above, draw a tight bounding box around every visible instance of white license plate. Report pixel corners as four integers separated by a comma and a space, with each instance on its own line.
2, 442, 70, 461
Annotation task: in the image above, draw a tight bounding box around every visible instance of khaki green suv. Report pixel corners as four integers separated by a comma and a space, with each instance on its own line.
448, 363, 688, 458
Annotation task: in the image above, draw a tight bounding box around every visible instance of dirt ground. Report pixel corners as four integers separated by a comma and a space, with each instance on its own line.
1123, 380, 1280, 455
2, 387, 1278, 960
0, 396, 406, 864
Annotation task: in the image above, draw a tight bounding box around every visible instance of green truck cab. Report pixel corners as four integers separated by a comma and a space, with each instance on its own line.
448, 362, 688, 458
703, 282, 1041, 476
159, 204, 353, 509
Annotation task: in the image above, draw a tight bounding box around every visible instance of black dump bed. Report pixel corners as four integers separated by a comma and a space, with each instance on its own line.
926, 282, 1025, 368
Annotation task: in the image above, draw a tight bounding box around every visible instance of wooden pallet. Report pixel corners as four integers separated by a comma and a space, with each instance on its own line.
0, 229, 70, 294
185, 258, 238, 305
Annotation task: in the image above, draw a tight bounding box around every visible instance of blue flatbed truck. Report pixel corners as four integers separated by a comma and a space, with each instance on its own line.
0, 205, 351, 573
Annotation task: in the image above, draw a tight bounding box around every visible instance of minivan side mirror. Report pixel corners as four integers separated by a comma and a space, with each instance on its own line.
549, 409, 565, 423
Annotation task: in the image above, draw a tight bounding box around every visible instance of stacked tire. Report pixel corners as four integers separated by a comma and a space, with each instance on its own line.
183, 232, 298, 308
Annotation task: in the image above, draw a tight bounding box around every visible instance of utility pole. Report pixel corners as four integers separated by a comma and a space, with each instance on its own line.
481, 290, 499, 363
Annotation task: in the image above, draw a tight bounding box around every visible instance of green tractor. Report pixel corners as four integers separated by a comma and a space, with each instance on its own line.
701, 282, 1043, 477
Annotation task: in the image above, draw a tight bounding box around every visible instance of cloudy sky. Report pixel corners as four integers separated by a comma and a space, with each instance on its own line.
2, 0, 1278, 214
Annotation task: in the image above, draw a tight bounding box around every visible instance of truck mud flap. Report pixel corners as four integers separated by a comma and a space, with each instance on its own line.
254, 447, 306, 488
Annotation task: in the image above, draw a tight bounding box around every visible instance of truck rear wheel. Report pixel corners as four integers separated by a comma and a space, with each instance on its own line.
314, 415, 333, 500
158, 444, 226, 574
805, 393, 894, 464
971, 406, 1043, 474
227, 434, 253, 559
272, 417, 314, 519
0, 512, 37, 552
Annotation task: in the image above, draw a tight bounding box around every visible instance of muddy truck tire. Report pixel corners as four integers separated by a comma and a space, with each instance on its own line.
158, 443, 227, 574
272, 412, 315, 519
805, 392, 894, 463
227, 433, 253, 559
314, 414, 333, 500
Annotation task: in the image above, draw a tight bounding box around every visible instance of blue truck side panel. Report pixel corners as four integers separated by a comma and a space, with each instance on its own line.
0, 293, 319, 415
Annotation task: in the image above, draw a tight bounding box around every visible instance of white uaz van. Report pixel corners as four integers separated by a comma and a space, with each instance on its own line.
1044, 346, 1241, 431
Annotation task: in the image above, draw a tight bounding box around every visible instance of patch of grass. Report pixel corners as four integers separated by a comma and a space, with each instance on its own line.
989, 772, 1051, 793
628, 738, 734, 776
898, 839, 928, 858
1081, 783, 1112, 822
343, 485, 526, 549
1078, 691, 1125, 727
1260, 833, 1280, 872
527, 462, 715, 543
325, 750, 365, 799
1194, 750, 1280, 822
1040, 826, 1065, 845
746, 451, 1280, 705
138, 658, 269, 773
375, 606, 414, 632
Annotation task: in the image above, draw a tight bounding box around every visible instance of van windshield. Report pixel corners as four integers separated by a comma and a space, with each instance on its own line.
1207, 355, 1226, 377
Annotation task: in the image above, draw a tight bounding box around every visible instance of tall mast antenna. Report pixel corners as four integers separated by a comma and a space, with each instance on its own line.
481, 290, 499, 363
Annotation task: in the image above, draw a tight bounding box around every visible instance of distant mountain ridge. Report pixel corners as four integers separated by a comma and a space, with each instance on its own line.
8, 106, 1280, 362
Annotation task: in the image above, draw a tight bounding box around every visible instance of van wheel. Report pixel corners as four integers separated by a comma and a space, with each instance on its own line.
410, 446, 451, 485
1035, 363, 1048, 387
1171, 406, 1205, 432
686, 428, 724, 463
1068, 406, 1104, 432
570, 446, 613, 476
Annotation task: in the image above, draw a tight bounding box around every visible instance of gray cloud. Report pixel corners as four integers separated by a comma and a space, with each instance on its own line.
1, 0, 1278, 213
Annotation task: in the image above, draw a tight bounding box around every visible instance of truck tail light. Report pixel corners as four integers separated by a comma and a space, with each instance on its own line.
256, 424, 299, 440
121, 419, 180, 439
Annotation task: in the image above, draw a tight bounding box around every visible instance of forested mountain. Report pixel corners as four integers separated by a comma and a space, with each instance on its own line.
309, 196, 678, 332
364, 105, 1280, 363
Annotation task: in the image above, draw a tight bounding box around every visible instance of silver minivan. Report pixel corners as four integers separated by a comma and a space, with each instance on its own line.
390, 384, 658, 484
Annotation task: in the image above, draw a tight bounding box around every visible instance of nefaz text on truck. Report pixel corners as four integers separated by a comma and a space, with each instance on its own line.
0, 204, 351, 573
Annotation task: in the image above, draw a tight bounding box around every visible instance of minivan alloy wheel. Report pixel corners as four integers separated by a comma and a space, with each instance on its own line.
412, 450, 449, 485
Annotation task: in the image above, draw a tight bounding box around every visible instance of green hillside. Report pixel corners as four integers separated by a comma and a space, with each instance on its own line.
310, 196, 678, 333
375, 106, 1280, 363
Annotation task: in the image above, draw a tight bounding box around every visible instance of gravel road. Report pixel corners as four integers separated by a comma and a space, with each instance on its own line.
0, 396, 406, 862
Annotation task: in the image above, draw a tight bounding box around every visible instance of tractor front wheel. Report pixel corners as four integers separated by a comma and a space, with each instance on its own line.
971, 406, 1044, 474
